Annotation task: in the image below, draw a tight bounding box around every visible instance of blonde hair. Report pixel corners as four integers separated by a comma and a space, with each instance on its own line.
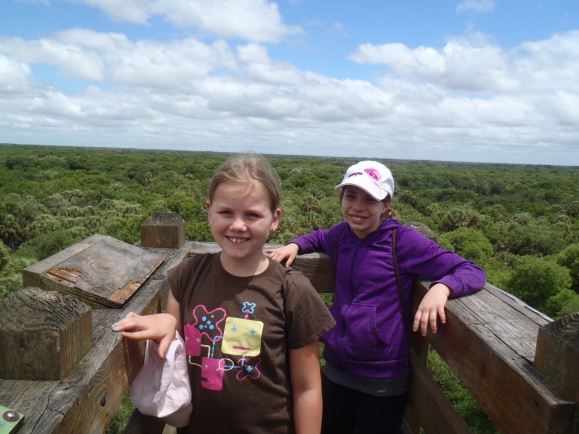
208, 153, 281, 213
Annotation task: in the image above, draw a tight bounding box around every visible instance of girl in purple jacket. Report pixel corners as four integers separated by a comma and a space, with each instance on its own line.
269, 161, 486, 434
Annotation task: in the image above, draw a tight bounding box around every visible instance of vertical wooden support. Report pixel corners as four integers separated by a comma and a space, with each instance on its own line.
141, 212, 186, 249
534, 312, 579, 432
405, 334, 430, 434
0, 286, 92, 380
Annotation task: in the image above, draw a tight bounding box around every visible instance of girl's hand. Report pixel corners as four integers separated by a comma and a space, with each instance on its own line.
267, 243, 299, 267
412, 284, 451, 336
112, 312, 177, 359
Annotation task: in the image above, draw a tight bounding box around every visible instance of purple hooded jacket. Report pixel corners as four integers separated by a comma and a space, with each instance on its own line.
292, 219, 486, 379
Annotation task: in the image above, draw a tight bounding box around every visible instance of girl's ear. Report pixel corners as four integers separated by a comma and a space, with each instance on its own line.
271, 208, 282, 230
206, 201, 212, 222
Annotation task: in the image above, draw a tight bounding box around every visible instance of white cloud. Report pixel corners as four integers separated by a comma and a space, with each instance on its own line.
349, 33, 517, 93
456, 0, 495, 14
0, 55, 35, 93
70, 0, 302, 42
0, 31, 239, 88
0, 22, 578, 164
0, 34, 106, 81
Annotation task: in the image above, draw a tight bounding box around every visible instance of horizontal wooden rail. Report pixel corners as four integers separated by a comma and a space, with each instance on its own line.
409, 282, 575, 434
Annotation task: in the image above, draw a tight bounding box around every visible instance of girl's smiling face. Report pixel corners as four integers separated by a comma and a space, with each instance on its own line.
207, 181, 281, 275
341, 186, 388, 239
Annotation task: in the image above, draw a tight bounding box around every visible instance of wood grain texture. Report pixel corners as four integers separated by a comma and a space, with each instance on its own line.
28, 236, 164, 308
0, 241, 191, 433
413, 281, 575, 434
140, 212, 185, 249
534, 312, 579, 402
4, 239, 577, 434
0, 287, 92, 380
21, 234, 107, 288
407, 350, 473, 434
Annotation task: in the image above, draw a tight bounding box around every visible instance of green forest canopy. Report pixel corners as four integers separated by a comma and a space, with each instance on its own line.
1, 144, 578, 319
1, 143, 577, 434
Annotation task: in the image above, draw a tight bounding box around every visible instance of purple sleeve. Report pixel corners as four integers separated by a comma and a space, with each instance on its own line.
397, 226, 486, 298
290, 222, 348, 259
291, 230, 327, 253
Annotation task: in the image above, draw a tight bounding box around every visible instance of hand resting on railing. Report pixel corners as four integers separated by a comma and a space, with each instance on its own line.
112, 312, 177, 360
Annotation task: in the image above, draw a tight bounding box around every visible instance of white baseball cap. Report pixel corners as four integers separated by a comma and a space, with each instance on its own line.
335, 161, 394, 200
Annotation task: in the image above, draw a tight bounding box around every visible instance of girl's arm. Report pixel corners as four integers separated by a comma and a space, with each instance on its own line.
289, 340, 323, 434
112, 290, 181, 359
399, 227, 486, 336
269, 223, 347, 266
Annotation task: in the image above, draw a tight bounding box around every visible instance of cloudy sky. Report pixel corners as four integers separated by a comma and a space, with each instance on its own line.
1, 0, 578, 165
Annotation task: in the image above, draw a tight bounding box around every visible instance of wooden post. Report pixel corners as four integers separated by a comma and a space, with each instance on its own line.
534, 312, 579, 432
0, 287, 92, 380
141, 212, 186, 249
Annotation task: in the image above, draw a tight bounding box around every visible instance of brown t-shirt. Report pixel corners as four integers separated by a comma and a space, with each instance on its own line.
168, 253, 335, 434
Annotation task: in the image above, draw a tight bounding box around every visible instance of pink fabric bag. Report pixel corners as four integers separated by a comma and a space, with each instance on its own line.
129, 332, 193, 427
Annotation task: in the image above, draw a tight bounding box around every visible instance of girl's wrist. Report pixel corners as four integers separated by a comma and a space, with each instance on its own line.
432, 283, 452, 297
440, 284, 452, 297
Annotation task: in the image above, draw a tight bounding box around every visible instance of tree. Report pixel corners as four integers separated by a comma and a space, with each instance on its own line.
439, 207, 482, 232
503, 222, 565, 256
545, 289, 579, 319
438, 228, 493, 266
0, 240, 10, 272
556, 243, 579, 293
15, 227, 89, 261
506, 256, 572, 314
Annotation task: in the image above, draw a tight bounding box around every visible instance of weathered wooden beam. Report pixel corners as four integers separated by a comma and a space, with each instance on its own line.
0, 242, 191, 433
414, 281, 575, 434
22, 235, 164, 309
21, 234, 107, 288
407, 350, 473, 434
405, 328, 431, 434
141, 212, 186, 249
5, 237, 577, 434
534, 312, 579, 432
0, 287, 92, 381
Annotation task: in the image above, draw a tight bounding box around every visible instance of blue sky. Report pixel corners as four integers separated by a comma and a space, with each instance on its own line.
0, 0, 578, 165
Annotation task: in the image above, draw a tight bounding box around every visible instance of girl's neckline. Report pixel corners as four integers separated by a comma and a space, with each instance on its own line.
216, 252, 272, 278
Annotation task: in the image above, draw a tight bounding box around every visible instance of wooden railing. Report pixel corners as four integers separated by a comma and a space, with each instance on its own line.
0, 213, 577, 434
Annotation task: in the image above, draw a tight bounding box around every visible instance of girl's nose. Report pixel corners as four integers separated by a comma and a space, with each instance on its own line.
230, 217, 247, 231
352, 199, 364, 211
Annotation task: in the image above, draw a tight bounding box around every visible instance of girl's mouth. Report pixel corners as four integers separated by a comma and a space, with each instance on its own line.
228, 236, 248, 244
349, 215, 366, 223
